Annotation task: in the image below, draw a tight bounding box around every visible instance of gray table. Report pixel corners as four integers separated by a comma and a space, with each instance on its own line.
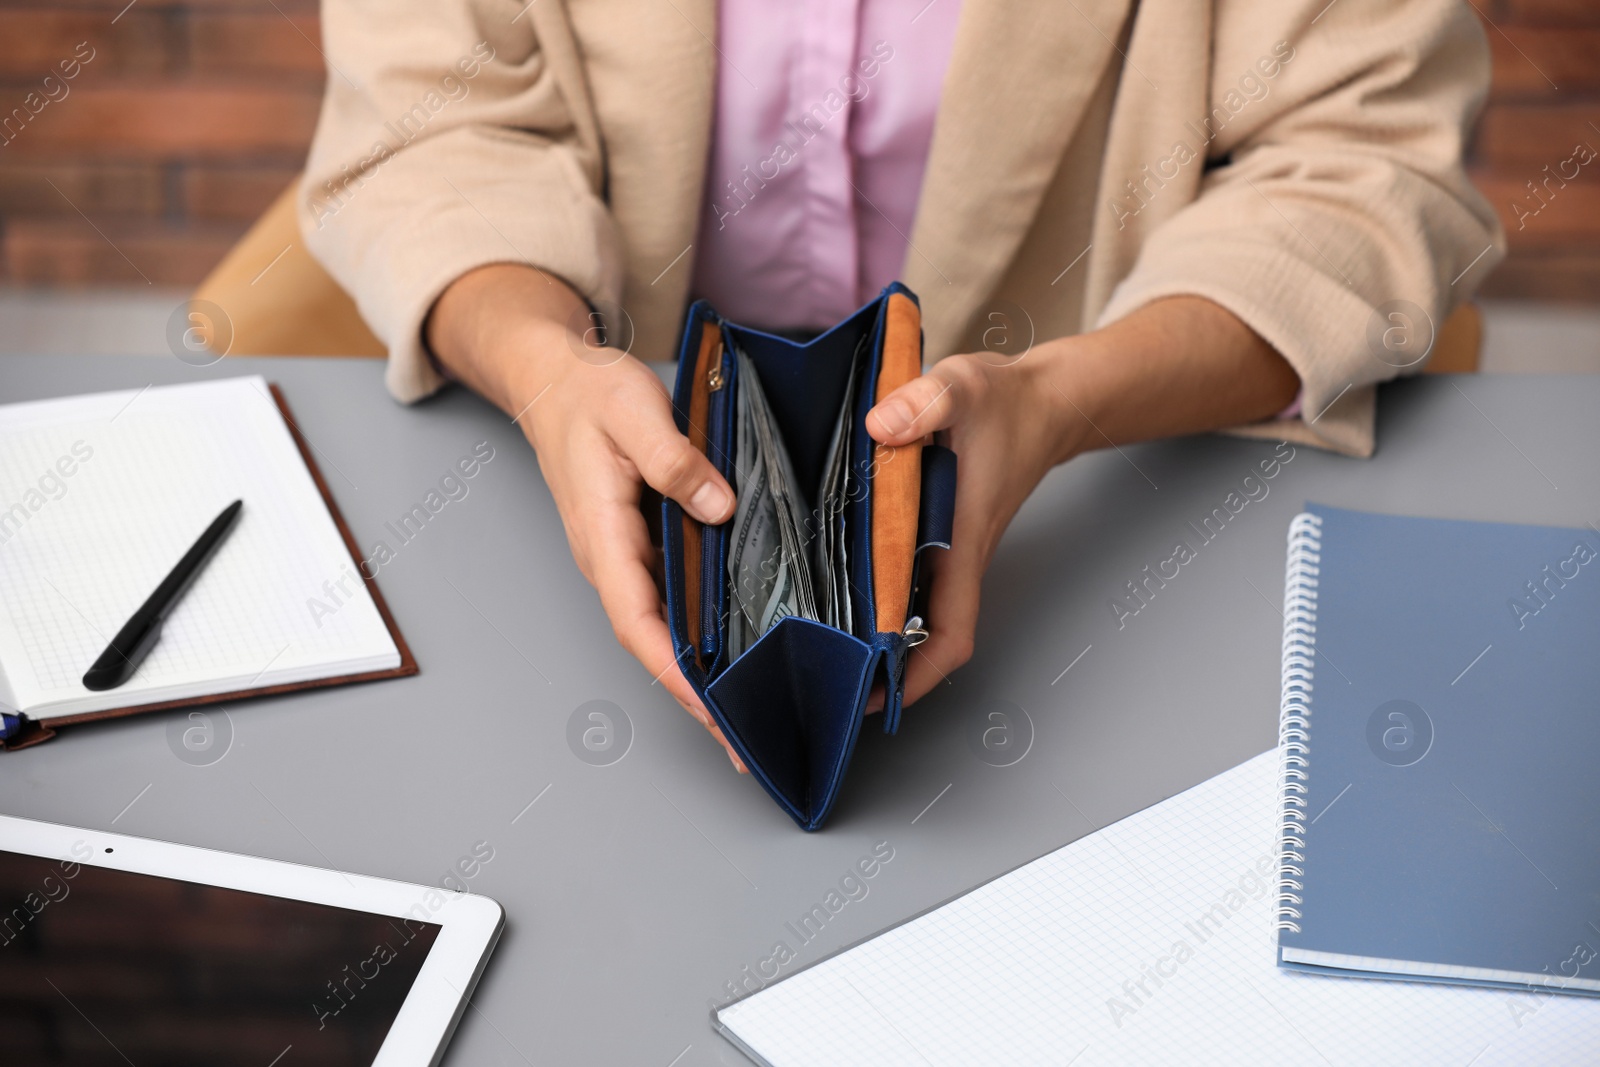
2, 356, 1595, 1065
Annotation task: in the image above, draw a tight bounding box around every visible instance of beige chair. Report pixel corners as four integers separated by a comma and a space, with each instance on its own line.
193, 182, 384, 358
195, 178, 1482, 372
1428, 302, 1480, 374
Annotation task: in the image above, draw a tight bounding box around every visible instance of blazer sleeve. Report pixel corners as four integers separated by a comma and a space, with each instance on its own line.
1096, 0, 1504, 456
298, 0, 623, 403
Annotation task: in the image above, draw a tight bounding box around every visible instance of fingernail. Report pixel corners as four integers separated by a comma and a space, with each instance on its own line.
689, 482, 732, 521
874, 400, 911, 437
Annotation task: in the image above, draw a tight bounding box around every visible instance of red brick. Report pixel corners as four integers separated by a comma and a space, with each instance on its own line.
1498, 0, 1600, 25
1472, 167, 1600, 248
188, 11, 326, 80
1479, 250, 1600, 301
1487, 27, 1600, 98
0, 160, 164, 215
0, 84, 320, 159
1473, 104, 1600, 167
2, 217, 243, 285
0, 11, 172, 79
0, 0, 320, 11
181, 163, 299, 220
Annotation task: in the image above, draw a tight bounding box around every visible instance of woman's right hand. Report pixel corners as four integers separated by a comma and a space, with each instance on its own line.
427, 264, 748, 772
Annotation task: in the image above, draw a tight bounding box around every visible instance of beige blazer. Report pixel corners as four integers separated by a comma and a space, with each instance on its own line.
301, 0, 1502, 456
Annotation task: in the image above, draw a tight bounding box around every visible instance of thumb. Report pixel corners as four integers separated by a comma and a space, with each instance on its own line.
618, 402, 736, 525
866, 363, 969, 446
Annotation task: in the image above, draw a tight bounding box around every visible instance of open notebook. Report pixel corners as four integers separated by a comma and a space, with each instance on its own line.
714, 751, 1600, 1066
0, 376, 412, 748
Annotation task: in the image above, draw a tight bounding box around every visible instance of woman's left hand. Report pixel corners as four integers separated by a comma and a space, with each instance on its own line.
865, 343, 1085, 707
863, 296, 1301, 708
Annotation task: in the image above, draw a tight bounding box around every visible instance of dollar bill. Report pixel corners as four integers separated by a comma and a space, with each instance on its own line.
811, 336, 864, 631
747, 348, 818, 625
725, 345, 816, 658
726, 361, 771, 659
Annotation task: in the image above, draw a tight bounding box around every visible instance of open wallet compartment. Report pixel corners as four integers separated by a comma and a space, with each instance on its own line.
662, 283, 957, 830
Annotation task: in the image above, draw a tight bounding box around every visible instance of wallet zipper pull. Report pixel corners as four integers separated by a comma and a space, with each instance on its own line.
902, 615, 929, 647
707, 359, 725, 392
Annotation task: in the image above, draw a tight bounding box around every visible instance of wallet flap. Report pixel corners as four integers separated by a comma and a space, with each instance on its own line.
706, 616, 877, 829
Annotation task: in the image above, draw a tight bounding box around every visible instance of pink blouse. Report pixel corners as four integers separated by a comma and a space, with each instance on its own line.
690, 0, 964, 332
688, 2, 1305, 418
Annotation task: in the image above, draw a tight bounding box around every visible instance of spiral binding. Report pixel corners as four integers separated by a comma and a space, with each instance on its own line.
1275, 511, 1322, 935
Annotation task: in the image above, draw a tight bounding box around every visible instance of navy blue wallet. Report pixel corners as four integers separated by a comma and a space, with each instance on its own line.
662, 283, 957, 830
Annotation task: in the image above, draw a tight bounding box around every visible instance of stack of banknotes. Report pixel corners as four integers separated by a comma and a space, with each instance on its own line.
725, 341, 864, 659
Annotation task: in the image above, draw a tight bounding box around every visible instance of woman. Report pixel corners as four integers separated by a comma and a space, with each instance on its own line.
301, 0, 1501, 769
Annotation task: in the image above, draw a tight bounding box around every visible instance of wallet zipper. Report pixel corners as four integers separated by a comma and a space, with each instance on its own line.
699, 337, 733, 667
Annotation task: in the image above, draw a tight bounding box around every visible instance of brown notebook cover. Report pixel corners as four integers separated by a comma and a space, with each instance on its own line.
0, 383, 418, 751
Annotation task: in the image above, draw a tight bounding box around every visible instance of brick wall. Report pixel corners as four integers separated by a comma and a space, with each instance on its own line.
1473, 0, 1600, 300
0, 0, 321, 286
0, 0, 1596, 300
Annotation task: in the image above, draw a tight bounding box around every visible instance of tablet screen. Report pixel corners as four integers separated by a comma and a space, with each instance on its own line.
0, 849, 442, 1064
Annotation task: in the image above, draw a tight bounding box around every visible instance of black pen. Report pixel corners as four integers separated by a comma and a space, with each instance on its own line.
82, 499, 244, 692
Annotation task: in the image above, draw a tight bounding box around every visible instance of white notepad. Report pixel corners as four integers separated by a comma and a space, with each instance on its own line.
0, 376, 400, 723
716, 751, 1600, 1066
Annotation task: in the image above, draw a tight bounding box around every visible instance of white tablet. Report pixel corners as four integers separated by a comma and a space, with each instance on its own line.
0, 813, 503, 1065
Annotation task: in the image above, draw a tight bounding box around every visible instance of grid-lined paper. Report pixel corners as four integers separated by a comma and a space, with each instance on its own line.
0, 377, 398, 719
717, 751, 1600, 1066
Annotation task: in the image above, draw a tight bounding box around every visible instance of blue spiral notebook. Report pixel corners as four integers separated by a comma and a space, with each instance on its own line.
1276, 504, 1600, 996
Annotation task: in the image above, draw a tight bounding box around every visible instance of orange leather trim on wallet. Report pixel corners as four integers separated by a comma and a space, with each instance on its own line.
870, 292, 924, 636
682, 323, 722, 663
